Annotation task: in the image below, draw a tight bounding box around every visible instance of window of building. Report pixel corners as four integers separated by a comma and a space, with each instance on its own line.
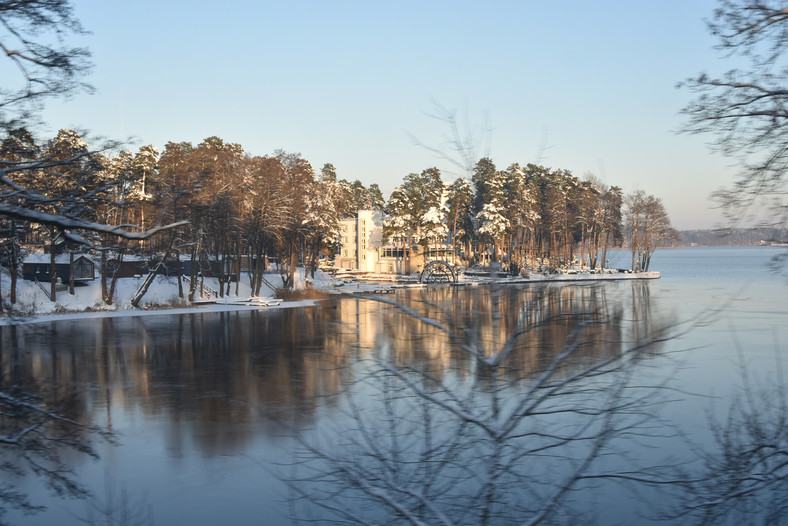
381, 247, 409, 259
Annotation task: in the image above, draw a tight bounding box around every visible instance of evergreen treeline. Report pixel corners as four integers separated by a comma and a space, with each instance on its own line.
678, 228, 788, 246
383, 160, 675, 275
2, 129, 678, 305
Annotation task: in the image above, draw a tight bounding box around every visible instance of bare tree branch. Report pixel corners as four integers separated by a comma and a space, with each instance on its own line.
283, 285, 690, 524
680, 0, 788, 227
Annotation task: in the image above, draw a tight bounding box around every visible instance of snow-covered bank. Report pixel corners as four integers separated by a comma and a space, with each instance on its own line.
1, 263, 661, 326
0, 299, 323, 326
0, 266, 342, 326
525, 270, 661, 281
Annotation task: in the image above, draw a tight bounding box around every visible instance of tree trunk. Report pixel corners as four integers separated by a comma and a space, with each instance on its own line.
235, 234, 241, 297
288, 249, 297, 288
69, 252, 75, 295
188, 246, 198, 302
130, 262, 163, 308
451, 213, 459, 260
406, 233, 413, 274
105, 250, 124, 305
309, 244, 319, 279
176, 253, 184, 298
10, 227, 18, 304
101, 250, 108, 302
49, 237, 56, 302
253, 245, 264, 296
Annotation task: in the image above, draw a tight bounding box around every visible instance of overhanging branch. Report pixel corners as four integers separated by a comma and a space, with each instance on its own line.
0, 202, 188, 243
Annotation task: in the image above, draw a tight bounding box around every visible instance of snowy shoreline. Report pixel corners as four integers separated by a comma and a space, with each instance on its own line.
0, 267, 331, 326
0, 299, 323, 326
1, 267, 661, 326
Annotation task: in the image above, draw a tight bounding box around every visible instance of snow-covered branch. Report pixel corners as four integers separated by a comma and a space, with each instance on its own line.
0, 202, 188, 243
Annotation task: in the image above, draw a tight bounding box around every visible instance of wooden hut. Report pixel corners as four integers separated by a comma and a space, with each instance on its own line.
22, 254, 96, 284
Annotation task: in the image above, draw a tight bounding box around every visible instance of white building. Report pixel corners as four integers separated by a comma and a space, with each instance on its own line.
336, 210, 384, 272
336, 209, 456, 275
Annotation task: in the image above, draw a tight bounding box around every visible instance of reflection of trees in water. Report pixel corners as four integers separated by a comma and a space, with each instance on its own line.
0, 307, 355, 522
114, 307, 354, 455
1, 322, 99, 425
373, 283, 672, 383
0, 283, 679, 522
0, 284, 673, 459
0, 320, 108, 444
287, 283, 681, 525
0, 323, 111, 519
4, 281, 781, 523
0, 307, 356, 460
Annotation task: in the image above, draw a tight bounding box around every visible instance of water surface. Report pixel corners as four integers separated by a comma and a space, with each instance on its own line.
2, 246, 786, 524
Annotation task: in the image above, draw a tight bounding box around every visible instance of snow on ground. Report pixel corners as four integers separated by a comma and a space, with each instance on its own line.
1, 259, 658, 326
0, 266, 342, 326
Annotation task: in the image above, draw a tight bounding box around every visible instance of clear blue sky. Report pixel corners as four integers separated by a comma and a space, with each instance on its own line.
40, 0, 738, 229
